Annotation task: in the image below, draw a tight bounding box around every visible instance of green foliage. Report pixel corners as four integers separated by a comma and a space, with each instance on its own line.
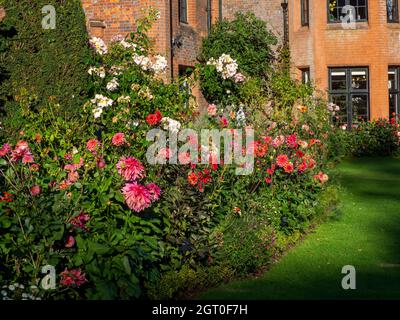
348, 119, 400, 157
198, 12, 276, 105
0, 9, 341, 300
0, 0, 92, 115
213, 214, 275, 276
0, 13, 193, 299
199, 12, 277, 79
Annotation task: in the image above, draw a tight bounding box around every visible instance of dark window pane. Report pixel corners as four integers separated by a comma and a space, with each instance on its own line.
352, 94, 368, 122
179, 0, 188, 23
357, 7, 367, 20
331, 71, 347, 91
328, 0, 368, 22
388, 66, 400, 118
389, 93, 397, 116
301, 68, 310, 84
329, 67, 369, 129
389, 69, 397, 91
351, 70, 367, 90
388, 0, 399, 22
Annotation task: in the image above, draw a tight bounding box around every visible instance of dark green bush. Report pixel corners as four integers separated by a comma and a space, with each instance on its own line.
199, 12, 277, 79
0, 0, 92, 115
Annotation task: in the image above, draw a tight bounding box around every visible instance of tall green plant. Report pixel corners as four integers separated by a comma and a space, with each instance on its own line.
199, 12, 277, 79
0, 0, 92, 115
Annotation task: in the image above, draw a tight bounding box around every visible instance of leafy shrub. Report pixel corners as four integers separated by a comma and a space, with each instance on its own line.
213, 214, 276, 276
347, 118, 400, 157
0, 10, 340, 300
198, 12, 276, 105
0, 0, 92, 115
199, 12, 277, 79
0, 10, 193, 299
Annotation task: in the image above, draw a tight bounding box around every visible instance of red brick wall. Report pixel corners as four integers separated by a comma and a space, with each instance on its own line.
81, 0, 220, 79
289, 0, 397, 119
221, 0, 284, 40
81, 0, 142, 42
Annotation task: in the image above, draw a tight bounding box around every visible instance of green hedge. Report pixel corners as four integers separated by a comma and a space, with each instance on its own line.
0, 0, 92, 114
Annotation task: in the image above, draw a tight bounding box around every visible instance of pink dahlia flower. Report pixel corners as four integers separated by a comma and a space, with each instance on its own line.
112, 132, 126, 146
122, 182, 152, 212
30, 185, 41, 196
147, 183, 161, 201
0, 143, 11, 157
116, 156, 145, 181
65, 236, 75, 248
10, 141, 34, 163
70, 212, 90, 231
207, 104, 217, 116
86, 139, 99, 152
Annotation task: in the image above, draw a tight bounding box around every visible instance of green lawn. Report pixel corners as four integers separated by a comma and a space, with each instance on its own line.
200, 157, 400, 299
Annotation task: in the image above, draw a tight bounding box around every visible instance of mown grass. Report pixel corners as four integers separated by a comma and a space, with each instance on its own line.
199, 157, 400, 299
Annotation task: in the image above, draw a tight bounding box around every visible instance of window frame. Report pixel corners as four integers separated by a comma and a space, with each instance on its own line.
328, 67, 370, 128
300, 67, 311, 84
179, 0, 188, 24
327, 0, 369, 24
389, 66, 400, 118
301, 0, 310, 27
387, 0, 399, 23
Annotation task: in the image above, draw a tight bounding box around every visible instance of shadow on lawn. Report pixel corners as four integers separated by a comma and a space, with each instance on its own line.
201, 157, 400, 300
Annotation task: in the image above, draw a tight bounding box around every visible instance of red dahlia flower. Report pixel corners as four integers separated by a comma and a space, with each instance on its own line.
60, 268, 88, 287
276, 155, 289, 168
188, 172, 198, 186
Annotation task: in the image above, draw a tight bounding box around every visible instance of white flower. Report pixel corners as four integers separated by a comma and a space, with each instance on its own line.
8, 285, 15, 291
133, 54, 152, 71
72, 147, 79, 155
111, 34, 124, 42
207, 54, 238, 79
106, 78, 119, 92
117, 96, 131, 104
88, 66, 106, 79
161, 117, 181, 134
152, 55, 168, 73
207, 57, 217, 66
234, 73, 246, 83
93, 108, 103, 119
1, 290, 7, 296
236, 107, 246, 124
89, 37, 108, 55
120, 40, 136, 49
126, 120, 139, 129
91, 94, 114, 108
110, 65, 124, 76
156, 10, 161, 19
